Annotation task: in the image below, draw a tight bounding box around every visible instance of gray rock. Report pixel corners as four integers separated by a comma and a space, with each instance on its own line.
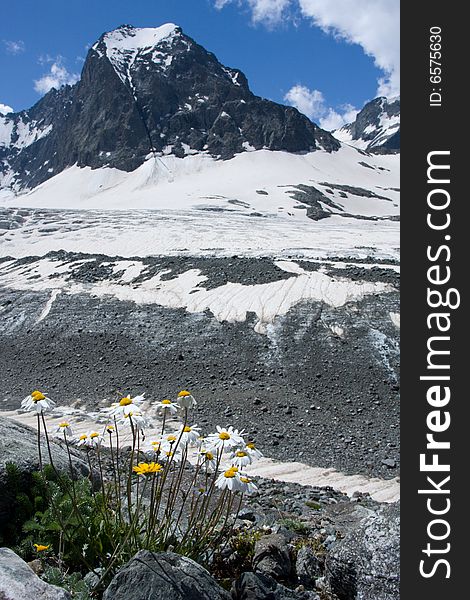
295, 546, 322, 588
253, 533, 292, 581
0, 418, 91, 534
325, 503, 399, 600
103, 550, 230, 600
232, 571, 320, 600
0, 547, 71, 599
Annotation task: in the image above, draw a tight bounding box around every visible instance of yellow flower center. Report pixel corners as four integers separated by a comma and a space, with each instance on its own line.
31, 390, 46, 402
107, 425, 115, 432
240, 477, 251, 484
205, 452, 214, 461
226, 466, 239, 473
119, 397, 132, 406
161, 399, 172, 404
236, 451, 247, 457
59, 422, 70, 428
167, 435, 177, 442
246, 442, 256, 450
178, 390, 191, 397
224, 469, 237, 478
183, 426, 192, 433
90, 432, 99, 439
79, 434, 87, 441
219, 432, 231, 440
33, 544, 50, 552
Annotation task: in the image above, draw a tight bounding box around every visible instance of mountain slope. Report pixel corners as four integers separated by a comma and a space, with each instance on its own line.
334, 97, 400, 153
0, 24, 339, 194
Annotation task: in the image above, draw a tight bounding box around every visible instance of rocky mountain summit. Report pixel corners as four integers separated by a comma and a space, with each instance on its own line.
0, 23, 339, 193
334, 96, 400, 153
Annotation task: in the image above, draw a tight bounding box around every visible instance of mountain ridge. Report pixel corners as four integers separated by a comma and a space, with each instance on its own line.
0, 23, 339, 194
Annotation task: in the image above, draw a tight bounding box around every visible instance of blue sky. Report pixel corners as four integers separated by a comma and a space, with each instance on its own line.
0, 0, 399, 128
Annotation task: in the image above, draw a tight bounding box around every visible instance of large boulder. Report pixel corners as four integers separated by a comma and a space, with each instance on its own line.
103, 550, 231, 600
0, 417, 91, 538
295, 545, 322, 589
0, 547, 71, 599
325, 503, 400, 600
232, 571, 320, 600
252, 533, 293, 581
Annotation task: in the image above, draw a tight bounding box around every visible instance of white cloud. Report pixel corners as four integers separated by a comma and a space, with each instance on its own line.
3, 40, 25, 55
215, 0, 292, 27
284, 84, 358, 130
214, 0, 400, 97
0, 103, 14, 115
298, 0, 399, 97
34, 60, 80, 95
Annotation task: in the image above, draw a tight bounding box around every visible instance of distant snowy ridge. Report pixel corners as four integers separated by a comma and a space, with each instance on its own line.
334, 97, 400, 153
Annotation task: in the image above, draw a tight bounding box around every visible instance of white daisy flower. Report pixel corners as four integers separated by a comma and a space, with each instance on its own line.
239, 475, 258, 495
199, 449, 217, 472
55, 421, 73, 438
156, 399, 178, 415
206, 426, 245, 452
122, 410, 148, 434
177, 424, 201, 446
176, 390, 196, 409
229, 449, 252, 469
108, 394, 145, 418
161, 449, 182, 463
215, 468, 245, 492
245, 442, 263, 460
21, 390, 55, 414
77, 431, 103, 448
160, 433, 179, 453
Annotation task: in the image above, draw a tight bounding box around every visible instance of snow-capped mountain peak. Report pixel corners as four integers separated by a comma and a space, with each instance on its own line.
94, 24, 181, 85
334, 96, 400, 153
1, 23, 340, 193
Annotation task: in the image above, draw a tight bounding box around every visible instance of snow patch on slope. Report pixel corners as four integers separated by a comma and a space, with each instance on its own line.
0, 258, 394, 334
96, 24, 179, 85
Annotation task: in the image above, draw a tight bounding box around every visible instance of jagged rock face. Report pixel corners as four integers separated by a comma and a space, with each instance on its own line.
334, 96, 400, 153
0, 24, 339, 192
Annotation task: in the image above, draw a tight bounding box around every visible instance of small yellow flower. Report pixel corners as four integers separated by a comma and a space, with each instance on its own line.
119, 397, 133, 406
106, 425, 115, 433
236, 451, 248, 457
31, 390, 46, 401
204, 451, 214, 461
223, 469, 237, 478
161, 399, 172, 404
33, 543, 50, 552
133, 462, 163, 476
178, 390, 191, 397
79, 434, 87, 441
183, 425, 192, 433
90, 432, 100, 439
219, 432, 230, 440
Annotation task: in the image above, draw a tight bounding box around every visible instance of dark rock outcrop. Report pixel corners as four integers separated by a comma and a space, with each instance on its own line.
103, 550, 231, 600
252, 533, 293, 581
232, 571, 320, 600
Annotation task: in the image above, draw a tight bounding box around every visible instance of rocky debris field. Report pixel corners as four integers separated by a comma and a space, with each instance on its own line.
0, 252, 399, 479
